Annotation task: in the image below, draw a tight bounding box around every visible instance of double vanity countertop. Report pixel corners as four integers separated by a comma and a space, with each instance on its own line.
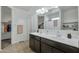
30, 32, 79, 48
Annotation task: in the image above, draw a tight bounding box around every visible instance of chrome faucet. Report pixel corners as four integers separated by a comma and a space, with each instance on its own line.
57, 31, 61, 37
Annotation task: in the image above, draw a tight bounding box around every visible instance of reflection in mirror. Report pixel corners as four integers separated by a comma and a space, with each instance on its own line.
44, 7, 61, 30
37, 6, 78, 31
46, 6, 78, 31
62, 22, 78, 31
53, 20, 58, 27
60, 6, 78, 31
38, 16, 44, 29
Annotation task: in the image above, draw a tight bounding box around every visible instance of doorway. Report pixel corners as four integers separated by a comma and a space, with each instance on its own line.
1, 6, 12, 49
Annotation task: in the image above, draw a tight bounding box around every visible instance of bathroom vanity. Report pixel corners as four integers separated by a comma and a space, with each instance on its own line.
30, 6, 79, 53
29, 32, 79, 53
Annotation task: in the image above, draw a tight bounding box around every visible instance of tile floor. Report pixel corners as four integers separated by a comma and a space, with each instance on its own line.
0, 40, 34, 53
1, 39, 11, 49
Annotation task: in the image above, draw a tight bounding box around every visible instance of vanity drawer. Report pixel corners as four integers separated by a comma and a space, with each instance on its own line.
30, 34, 40, 40
54, 42, 79, 53
41, 37, 79, 53
30, 34, 35, 38
41, 38, 58, 48
41, 38, 46, 43
41, 40, 63, 53
41, 38, 63, 53
34, 36, 41, 41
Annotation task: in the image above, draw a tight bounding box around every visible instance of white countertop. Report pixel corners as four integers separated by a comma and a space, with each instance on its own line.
30, 32, 79, 48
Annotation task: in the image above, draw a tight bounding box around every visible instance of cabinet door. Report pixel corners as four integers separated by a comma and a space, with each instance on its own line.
41, 42, 63, 53
41, 42, 53, 53
29, 35, 35, 51
34, 39, 41, 53
30, 35, 41, 53
51, 47, 63, 53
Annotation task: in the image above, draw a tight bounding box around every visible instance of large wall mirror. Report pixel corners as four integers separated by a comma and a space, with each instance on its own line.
37, 6, 79, 31
44, 7, 61, 30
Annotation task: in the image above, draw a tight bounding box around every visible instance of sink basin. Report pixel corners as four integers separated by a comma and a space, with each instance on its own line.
31, 32, 79, 48
60, 37, 79, 48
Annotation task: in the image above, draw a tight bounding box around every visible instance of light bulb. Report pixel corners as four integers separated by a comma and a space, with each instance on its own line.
36, 8, 48, 14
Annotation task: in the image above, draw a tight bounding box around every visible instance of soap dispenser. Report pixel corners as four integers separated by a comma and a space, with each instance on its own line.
67, 33, 72, 39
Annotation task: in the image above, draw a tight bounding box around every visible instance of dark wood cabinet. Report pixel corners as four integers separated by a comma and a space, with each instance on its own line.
29, 35, 35, 51
41, 38, 63, 53
34, 39, 41, 52
41, 42, 52, 53
29, 34, 41, 53
29, 34, 79, 53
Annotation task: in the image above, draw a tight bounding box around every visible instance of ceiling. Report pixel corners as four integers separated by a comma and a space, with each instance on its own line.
59, 6, 77, 11
14, 6, 53, 15
12, 6, 78, 15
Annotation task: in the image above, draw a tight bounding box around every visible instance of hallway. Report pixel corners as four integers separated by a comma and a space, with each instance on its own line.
1, 39, 11, 49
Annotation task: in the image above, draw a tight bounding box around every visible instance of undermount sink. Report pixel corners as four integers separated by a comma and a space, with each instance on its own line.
31, 32, 79, 48
60, 37, 79, 47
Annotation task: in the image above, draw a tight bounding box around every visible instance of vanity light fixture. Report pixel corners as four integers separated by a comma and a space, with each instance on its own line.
36, 8, 48, 14
36, 6, 58, 15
